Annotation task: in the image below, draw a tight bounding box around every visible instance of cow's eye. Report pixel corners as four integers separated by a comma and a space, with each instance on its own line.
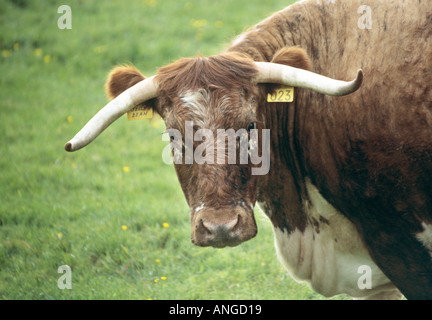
247, 122, 255, 131
164, 129, 177, 142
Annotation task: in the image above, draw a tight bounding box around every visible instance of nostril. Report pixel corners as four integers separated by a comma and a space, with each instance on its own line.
202, 216, 239, 237
230, 215, 241, 234
222, 217, 239, 232
192, 206, 256, 248
199, 219, 213, 236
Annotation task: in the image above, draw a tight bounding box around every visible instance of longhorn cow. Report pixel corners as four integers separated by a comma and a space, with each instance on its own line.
66, 0, 432, 299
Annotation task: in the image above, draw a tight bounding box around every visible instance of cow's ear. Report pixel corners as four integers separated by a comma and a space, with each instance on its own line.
266, 47, 312, 100
105, 65, 157, 115
270, 46, 311, 71
105, 65, 147, 99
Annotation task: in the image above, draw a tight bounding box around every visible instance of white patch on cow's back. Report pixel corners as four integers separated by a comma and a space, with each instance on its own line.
416, 222, 432, 257
266, 179, 398, 298
293, 0, 336, 5
315, 0, 336, 4
230, 33, 249, 48
230, 0, 338, 50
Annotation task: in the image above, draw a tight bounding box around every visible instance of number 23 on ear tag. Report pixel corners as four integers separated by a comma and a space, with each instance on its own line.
267, 87, 294, 102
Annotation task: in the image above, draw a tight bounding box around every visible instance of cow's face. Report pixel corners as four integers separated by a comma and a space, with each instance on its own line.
154, 54, 263, 247
69, 47, 361, 248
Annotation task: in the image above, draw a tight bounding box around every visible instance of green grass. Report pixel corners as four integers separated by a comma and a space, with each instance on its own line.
0, 0, 346, 300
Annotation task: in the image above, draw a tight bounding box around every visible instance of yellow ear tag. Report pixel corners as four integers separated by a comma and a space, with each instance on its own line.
127, 105, 153, 121
267, 86, 294, 103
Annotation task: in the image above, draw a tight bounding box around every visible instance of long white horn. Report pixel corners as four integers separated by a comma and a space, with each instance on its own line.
65, 76, 158, 152
254, 62, 363, 96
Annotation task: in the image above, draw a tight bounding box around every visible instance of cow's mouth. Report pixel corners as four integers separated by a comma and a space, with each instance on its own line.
190, 205, 257, 248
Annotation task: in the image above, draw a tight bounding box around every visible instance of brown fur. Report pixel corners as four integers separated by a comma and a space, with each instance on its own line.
231, 0, 432, 299
271, 46, 311, 71
105, 65, 146, 99
105, 65, 156, 113
155, 52, 258, 106
103, 0, 432, 299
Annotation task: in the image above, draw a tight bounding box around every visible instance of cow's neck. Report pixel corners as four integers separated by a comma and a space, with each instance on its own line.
250, 94, 395, 298
226, 1, 342, 229
255, 100, 308, 233
221, 0, 402, 298
225, 4, 319, 232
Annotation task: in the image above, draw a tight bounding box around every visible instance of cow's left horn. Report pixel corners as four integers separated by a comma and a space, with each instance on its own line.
65, 76, 158, 152
254, 62, 363, 96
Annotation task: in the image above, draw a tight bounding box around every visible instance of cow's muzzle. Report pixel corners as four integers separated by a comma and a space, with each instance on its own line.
191, 205, 257, 248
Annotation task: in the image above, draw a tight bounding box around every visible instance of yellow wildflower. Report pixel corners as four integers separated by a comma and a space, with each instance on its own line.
43, 55, 51, 64
34, 48, 43, 56
94, 46, 107, 54
123, 166, 130, 173
145, 0, 157, 7
161, 277, 167, 280
155, 258, 160, 263
57, 232, 63, 240
67, 115, 73, 123
190, 19, 208, 28
162, 222, 169, 228
2, 50, 11, 58
122, 225, 128, 231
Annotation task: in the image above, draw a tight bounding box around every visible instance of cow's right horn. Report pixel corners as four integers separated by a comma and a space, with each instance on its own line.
65, 76, 158, 152
254, 62, 363, 96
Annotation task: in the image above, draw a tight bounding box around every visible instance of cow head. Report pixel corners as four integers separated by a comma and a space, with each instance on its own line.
65, 48, 362, 248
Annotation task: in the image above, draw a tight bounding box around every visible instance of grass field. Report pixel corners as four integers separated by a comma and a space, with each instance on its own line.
0, 0, 347, 300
